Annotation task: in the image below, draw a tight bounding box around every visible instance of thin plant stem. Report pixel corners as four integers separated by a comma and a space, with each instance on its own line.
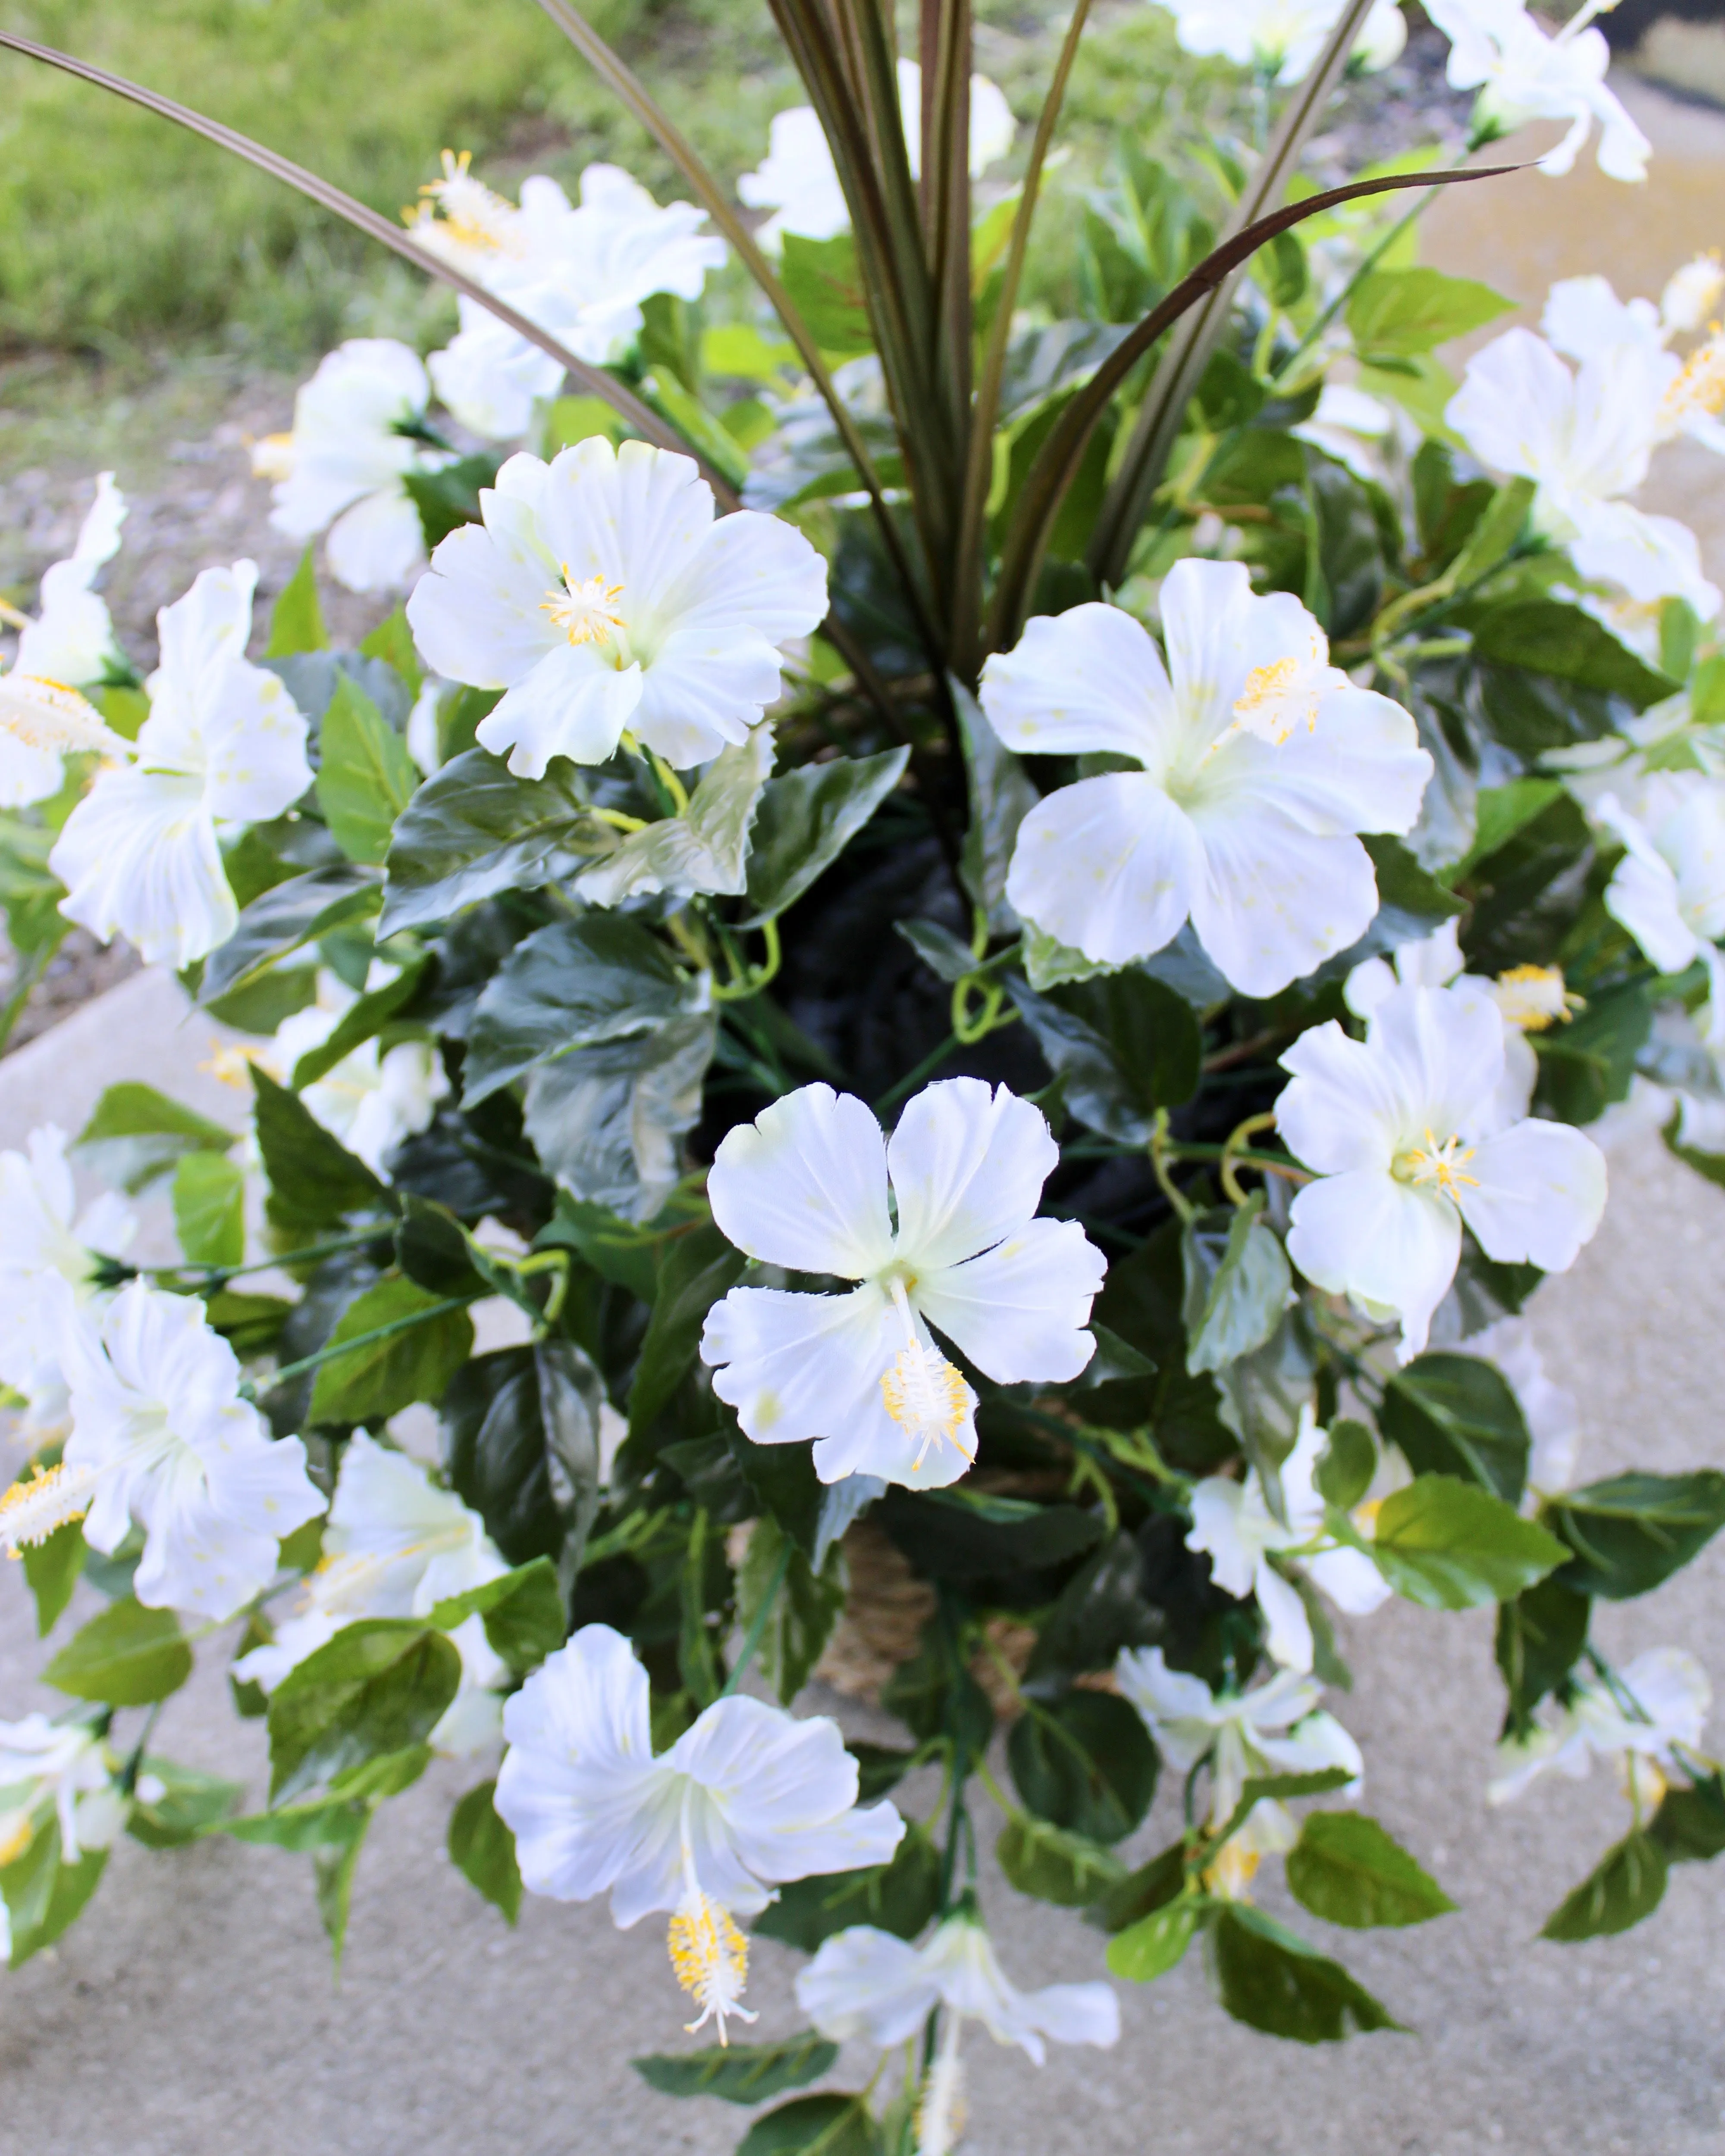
249, 1295, 472, 1399
873, 1031, 963, 1114
721, 1537, 794, 1698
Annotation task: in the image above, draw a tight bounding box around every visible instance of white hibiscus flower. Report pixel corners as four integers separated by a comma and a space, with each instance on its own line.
737, 59, 1016, 252
1597, 778, 1725, 1011
56, 1280, 325, 1621
0, 1715, 124, 1868
1425, 0, 1651, 181
699, 1079, 1104, 1489
494, 1623, 904, 2040
1490, 1647, 1709, 1811
978, 560, 1432, 996
405, 439, 828, 776
252, 339, 440, 595
1185, 1403, 1392, 1674
49, 563, 313, 967
266, 966, 448, 1177
425, 163, 726, 442
1278, 982, 1608, 1362
0, 1123, 134, 1405
1152, 0, 1406, 84
235, 1432, 508, 1757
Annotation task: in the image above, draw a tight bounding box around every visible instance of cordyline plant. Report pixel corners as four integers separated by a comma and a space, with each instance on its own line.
3, 0, 1725, 2143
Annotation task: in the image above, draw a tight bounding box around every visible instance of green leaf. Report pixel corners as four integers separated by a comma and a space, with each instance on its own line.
629, 1221, 747, 1442
3, 1827, 108, 1968
315, 1813, 370, 1971
1381, 1351, 1530, 1504
250, 1065, 389, 1235
850, 1743, 917, 1804
380, 749, 611, 935
267, 1619, 461, 1804
1025, 1531, 1157, 1683
1455, 789, 1594, 976
21, 1520, 86, 1637
448, 1779, 522, 1924
1095, 1838, 1187, 1933
1359, 835, 1467, 942
199, 863, 381, 1008
740, 749, 910, 928
735, 2094, 881, 2156
44, 1597, 192, 1706
998, 1812, 1126, 1907
127, 1757, 243, 1848
291, 957, 430, 1090
1495, 1575, 1590, 1734
1209, 1905, 1406, 2042
1008, 968, 1202, 1142
632, 2032, 839, 2106
521, 1013, 715, 1222
779, 232, 874, 358
1545, 1471, 1725, 1599
1347, 266, 1513, 358
895, 917, 979, 985
1371, 1475, 1566, 1610
754, 1824, 942, 1952
204, 1290, 294, 1358
172, 1150, 246, 1268
1285, 1812, 1456, 1930
442, 1340, 604, 1586
577, 728, 773, 909
265, 546, 329, 657
464, 915, 702, 1105
1469, 599, 1678, 711
1534, 979, 1652, 1125
878, 1488, 1104, 1582
1650, 1773, 1725, 1864
74, 1081, 236, 1193
1108, 1897, 1207, 1980
394, 1194, 490, 1301
737, 1516, 846, 1706
1541, 1831, 1667, 1941
430, 1556, 566, 1674
954, 678, 1038, 926
1446, 475, 1537, 589
317, 673, 420, 867
1008, 1689, 1157, 1843
306, 1274, 474, 1426
358, 605, 423, 700
1181, 1197, 1292, 1376
1316, 1418, 1377, 1511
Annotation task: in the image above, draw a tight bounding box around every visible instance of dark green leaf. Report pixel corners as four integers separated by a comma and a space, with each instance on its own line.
204, 1290, 294, 1357
1545, 1471, 1725, 1599
754, 1824, 941, 1952
1347, 266, 1512, 358
633, 2033, 838, 2106
1495, 1576, 1590, 1734
265, 546, 329, 657
1107, 1896, 1206, 1980
1316, 1418, 1377, 1511
442, 1340, 604, 1589
522, 1014, 715, 1222
1181, 1197, 1292, 1376
1095, 1840, 1186, 1935
1025, 1531, 1157, 1683
1381, 1352, 1530, 1503
1456, 790, 1593, 976
1468, 600, 1677, 710
199, 863, 380, 1007
1542, 1831, 1667, 1941
895, 917, 979, 985
21, 1520, 85, 1637
291, 958, 431, 1090
267, 1619, 461, 1804
403, 452, 502, 548
1009, 968, 1201, 1142
44, 1597, 192, 1706
430, 1556, 566, 1674
727, 1425, 826, 1564
1285, 1811, 1456, 1929
1446, 476, 1537, 589
740, 749, 910, 928
1008, 1689, 1157, 1843
73, 1081, 237, 1193
395, 1193, 490, 1301
251, 1065, 389, 1234
317, 673, 419, 867
127, 1757, 243, 1848
1208, 1904, 1405, 2041
172, 1150, 246, 1268
1372, 1475, 1567, 1609
314, 1812, 370, 1970
879, 1487, 1104, 1582
306, 1275, 474, 1426
1650, 1774, 1725, 1865
955, 678, 1038, 927
735, 2093, 881, 2156
1451, 777, 1567, 882
737, 1517, 846, 1705
880, 1633, 994, 1771
381, 749, 611, 935
629, 1222, 746, 1441
448, 1778, 522, 1924
850, 1743, 917, 1805
1359, 835, 1468, 944
998, 1812, 1126, 1906
1239, 1768, 1355, 1809
1534, 979, 1652, 1125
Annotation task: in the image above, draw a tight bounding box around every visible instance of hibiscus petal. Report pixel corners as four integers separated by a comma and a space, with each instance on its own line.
1286, 1167, 1460, 1362
1276, 1020, 1405, 1174
1253, 1556, 1315, 1673
701, 1283, 897, 1445
912, 1217, 1104, 1385
1368, 982, 1507, 1145
1305, 1545, 1393, 1616
1458, 1119, 1607, 1273
797, 1927, 939, 2048
132, 1475, 281, 1621
477, 644, 643, 778
707, 1086, 894, 1275
201, 661, 313, 825
50, 767, 237, 968
325, 488, 427, 596
1186, 1478, 1258, 1598
1006, 772, 1202, 967
1206, 684, 1430, 838
1187, 810, 1380, 998
1158, 556, 1258, 726
979, 602, 1176, 761
406, 517, 560, 688
886, 1077, 1057, 1272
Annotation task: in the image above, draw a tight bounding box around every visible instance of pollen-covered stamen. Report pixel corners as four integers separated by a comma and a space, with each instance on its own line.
668, 1889, 756, 2045
1492, 963, 1580, 1032
1202, 1838, 1262, 1903
543, 571, 629, 652
411, 150, 524, 257
1223, 631, 1331, 748
0, 674, 133, 762
880, 1280, 977, 1474
914, 2021, 968, 2156
0, 1460, 97, 1558
1397, 1127, 1480, 1198
1661, 328, 1725, 427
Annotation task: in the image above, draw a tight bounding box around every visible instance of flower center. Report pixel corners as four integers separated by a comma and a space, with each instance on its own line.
0, 1460, 97, 1558
0, 675, 130, 761
1396, 1127, 1479, 1198
1203, 1840, 1262, 1902
543, 571, 629, 653
667, 1890, 756, 2045
1228, 655, 1324, 746
1661, 330, 1725, 426
880, 1280, 976, 1475
915, 2025, 968, 2156
1492, 963, 1578, 1033
413, 150, 522, 256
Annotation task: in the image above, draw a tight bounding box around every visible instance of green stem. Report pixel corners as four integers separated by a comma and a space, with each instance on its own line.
721, 1536, 793, 1698
0, 936, 60, 1057
145, 1225, 393, 1288
248, 1295, 471, 1399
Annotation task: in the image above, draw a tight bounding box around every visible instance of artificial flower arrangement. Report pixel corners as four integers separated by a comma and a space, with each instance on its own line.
2, 0, 1725, 2147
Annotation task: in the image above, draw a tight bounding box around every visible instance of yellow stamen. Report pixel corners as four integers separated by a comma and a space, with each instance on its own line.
0, 1809, 34, 1867
1492, 963, 1581, 1033
1228, 636, 1328, 747
408, 150, 522, 256
1661, 328, 1725, 426
667, 1891, 756, 2045
0, 1461, 96, 1558
914, 2035, 967, 2156
880, 1279, 976, 1475
543, 571, 628, 650
0, 674, 132, 761
249, 432, 296, 483
1203, 1841, 1262, 1902
1398, 1127, 1479, 1197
